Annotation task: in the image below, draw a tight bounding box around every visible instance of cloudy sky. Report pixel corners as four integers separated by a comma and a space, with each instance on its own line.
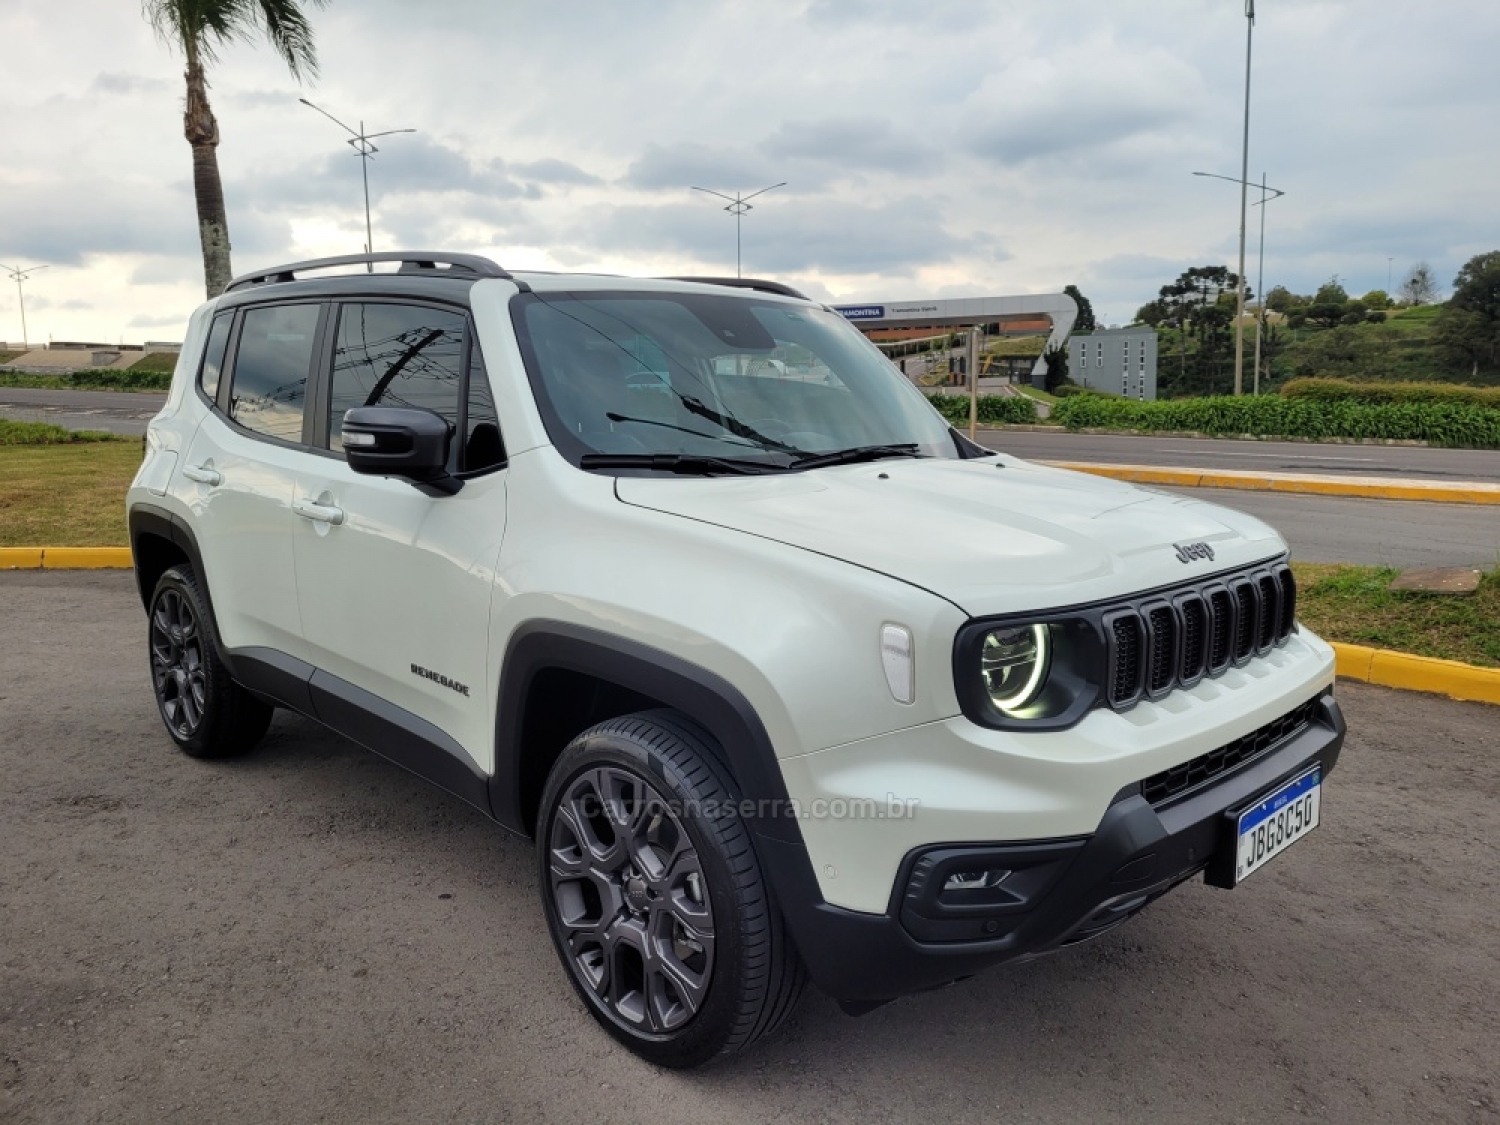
3, 0, 1496, 343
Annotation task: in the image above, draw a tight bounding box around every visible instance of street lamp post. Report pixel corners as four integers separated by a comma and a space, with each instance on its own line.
690, 183, 786, 278
300, 99, 416, 270
1193, 171, 1284, 394
1232, 0, 1256, 396
0, 262, 49, 351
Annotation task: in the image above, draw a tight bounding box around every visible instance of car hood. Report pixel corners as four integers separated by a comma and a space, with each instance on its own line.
614, 455, 1287, 617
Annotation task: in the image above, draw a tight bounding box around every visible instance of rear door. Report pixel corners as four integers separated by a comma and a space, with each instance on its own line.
180, 301, 326, 659
289, 299, 508, 770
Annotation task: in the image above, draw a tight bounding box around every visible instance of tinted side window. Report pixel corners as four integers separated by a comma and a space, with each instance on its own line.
228, 304, 319, 442
198, 312, 233, 402
329, 303, 465, 453
463, 343, 505, 472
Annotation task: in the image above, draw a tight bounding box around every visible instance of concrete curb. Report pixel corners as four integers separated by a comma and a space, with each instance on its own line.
0, 547, 133, 569
1041, 461, 1500, 505
1331, 642, 1500, 706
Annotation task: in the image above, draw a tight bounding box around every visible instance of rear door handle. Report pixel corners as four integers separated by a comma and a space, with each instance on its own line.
292, 497, 345, 526
182, 464, 221, 486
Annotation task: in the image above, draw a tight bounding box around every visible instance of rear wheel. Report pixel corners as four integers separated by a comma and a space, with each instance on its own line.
537, 711, 805, 1067
148, 565, 272, 759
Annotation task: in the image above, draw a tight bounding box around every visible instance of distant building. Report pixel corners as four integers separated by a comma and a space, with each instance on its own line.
1068, 326, 1159, 400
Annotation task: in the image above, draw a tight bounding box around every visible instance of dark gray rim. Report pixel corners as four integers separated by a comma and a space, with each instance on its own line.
150, 588, 206, 738
547, 765, 715, 1034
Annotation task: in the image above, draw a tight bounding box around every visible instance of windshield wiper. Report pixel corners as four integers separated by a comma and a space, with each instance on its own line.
789, 443, 925, 470
579, 452, 785, 475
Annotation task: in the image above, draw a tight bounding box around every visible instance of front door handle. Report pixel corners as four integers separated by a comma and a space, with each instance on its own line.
182, 464, 221, 486
292, 497, 346, 526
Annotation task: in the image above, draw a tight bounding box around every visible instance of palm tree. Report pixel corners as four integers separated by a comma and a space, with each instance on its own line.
144, 0, 327, 298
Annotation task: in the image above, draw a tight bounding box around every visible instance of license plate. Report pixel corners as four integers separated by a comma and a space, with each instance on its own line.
1234, 766, 1321, 884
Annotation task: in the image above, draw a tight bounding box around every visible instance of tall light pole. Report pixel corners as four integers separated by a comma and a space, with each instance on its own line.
690, 183, 786, 277
1388, 256, 1394, 294
1232, 0, 1256, 396
300, 99, 416, 270
1, 262, 49, 351
1193, 171, 1284, 395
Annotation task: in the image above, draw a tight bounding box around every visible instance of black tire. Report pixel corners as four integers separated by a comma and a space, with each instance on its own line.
147, 564, 273, 759
537, 710, 805, 1067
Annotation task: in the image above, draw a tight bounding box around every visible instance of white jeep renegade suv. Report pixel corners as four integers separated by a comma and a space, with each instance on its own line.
127, 252, 1344, 1067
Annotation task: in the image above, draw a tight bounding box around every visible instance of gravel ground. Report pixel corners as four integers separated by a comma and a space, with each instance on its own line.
1, 572, 1496, 1124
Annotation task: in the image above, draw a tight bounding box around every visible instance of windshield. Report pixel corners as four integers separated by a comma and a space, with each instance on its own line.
512, 290, 962, 470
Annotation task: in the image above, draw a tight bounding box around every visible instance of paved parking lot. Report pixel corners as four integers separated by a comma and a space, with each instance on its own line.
2, 572, 1497, 1124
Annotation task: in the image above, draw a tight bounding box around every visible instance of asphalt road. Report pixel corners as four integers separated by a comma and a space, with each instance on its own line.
2, 572, 1496, 1124
1164, 487, 1500, 569
0, 387, 163, 437
980, 428, 1500, 483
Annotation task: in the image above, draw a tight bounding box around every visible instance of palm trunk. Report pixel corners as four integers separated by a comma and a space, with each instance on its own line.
183, 41, 232, 298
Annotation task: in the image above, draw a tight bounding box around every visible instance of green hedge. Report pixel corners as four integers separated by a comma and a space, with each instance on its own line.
1281, 378, 1500, 409
0, 419, 126, 445
927, 393, 1039, 426
0, 368, 173, 391
1052, 394, 1500, 448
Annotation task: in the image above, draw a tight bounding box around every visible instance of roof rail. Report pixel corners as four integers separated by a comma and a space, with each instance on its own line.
222, 252, 519, 294
663, 276, 810, 301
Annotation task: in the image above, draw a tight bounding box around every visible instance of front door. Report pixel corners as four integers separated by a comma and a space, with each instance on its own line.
289, 300, 508, 772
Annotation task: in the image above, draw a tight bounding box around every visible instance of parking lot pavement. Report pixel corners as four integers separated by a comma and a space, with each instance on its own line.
3, 572, 1497, 1125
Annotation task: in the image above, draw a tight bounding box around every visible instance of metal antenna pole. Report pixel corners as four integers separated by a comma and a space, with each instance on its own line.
1253, 172, 1267, 395
1, 263, 48, 351
1233, 0, 1255, 396
300, 100, 415, 269
692, 183, 786, 278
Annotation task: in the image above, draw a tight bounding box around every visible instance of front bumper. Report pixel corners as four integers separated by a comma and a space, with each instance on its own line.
761, 691, 1344, 1004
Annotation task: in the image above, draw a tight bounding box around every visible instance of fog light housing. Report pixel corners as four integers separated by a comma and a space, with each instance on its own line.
944, 869, 1011, 892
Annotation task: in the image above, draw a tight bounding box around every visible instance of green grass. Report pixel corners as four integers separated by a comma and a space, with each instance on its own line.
0, 419, 128, 445
0, 441, 141, 547
1011, 384, 1059, 405
1292, 563, 1500, 669
0, 350, 20, 364
127, 351, 179, 374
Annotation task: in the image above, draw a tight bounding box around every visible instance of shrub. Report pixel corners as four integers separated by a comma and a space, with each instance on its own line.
1051, 393, 1500, 448
1281, 378, 1500, 409
0, 368, 173, 391
927, 393, 1039, 426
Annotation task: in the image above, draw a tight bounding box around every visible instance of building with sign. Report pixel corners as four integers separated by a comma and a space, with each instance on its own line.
833, 293, 1078, 388
1067, 326, 1159, 400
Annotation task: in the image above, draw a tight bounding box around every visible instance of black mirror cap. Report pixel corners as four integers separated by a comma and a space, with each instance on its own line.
341, 406, 462, 494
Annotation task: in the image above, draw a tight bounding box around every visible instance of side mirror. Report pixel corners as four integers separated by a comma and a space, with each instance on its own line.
340, 406, 462, 495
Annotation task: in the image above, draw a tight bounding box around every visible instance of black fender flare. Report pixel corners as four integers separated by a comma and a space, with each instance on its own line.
127, 502, 210, 612
491, 621, 807, 849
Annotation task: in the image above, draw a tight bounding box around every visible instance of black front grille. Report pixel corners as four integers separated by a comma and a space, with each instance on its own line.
1104, 562, 1296, 711
1232, 579, 1258, 662
1110, 614, 1144, 705
1178, 595, 1208, 683
1207, 587, 1234, 671
1141, 697, 1322, 805
1146, 604, 1177, 696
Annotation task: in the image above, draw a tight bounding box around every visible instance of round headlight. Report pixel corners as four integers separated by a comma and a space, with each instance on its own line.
981, 624, 1051, 715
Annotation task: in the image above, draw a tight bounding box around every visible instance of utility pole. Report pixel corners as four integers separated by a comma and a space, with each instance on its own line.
1, 262, 49, 351
691, 183, 786, 277
966, 328, 980, 441
300, 100, 416, 269
1233, 0, 1256, 396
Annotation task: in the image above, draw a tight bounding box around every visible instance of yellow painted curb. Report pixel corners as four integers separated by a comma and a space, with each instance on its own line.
0, 547, 133, 569
0, 547, 45, 569
1042, 461, 1500, 505
1331, 641, 1500, 706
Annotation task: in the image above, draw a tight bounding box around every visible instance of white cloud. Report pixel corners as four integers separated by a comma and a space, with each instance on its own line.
0, 0, 1496, 342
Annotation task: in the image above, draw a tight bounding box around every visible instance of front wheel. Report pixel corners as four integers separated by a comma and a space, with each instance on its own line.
147, 565, 272, 759
537, 711, 805, 1067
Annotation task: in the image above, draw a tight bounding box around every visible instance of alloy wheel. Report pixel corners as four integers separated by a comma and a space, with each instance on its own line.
547, 766, 715, 1034
150, 588, 207, 738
